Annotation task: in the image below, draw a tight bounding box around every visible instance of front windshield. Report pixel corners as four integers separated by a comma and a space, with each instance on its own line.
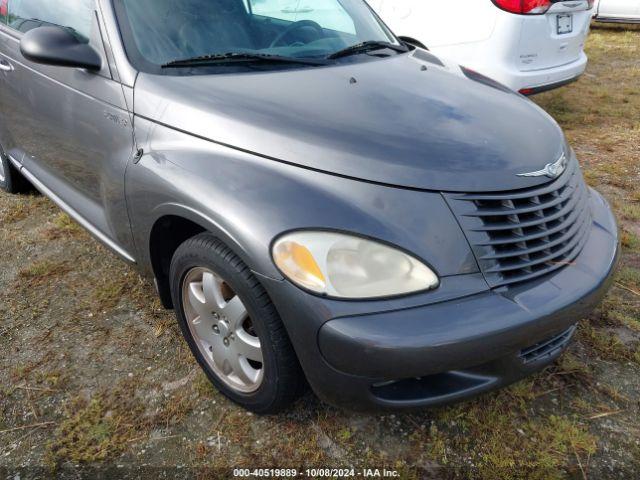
114, 0, 399, 72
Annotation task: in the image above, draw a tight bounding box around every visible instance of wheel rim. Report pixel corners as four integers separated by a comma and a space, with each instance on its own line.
182, 267, 264, 393
0, 156, 5, 183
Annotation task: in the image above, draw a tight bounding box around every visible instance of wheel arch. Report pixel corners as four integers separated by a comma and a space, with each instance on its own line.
147, 204, 270, 309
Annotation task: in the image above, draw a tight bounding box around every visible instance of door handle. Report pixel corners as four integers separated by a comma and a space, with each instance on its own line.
0, 59, 14, 72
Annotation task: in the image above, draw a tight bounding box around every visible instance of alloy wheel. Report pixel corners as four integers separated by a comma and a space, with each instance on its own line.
182, 267, 264, 393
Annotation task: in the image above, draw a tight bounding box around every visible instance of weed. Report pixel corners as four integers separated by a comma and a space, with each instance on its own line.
618, 266, 640, 289
621, 229, 639, 251
0, 194, 48, 224
417, 399, 597, 479
42, 213, 85, 240
46, 391, 146, 466
618, 203, 640, 222
18, 259, 70, 286
94, 280, 126, 311
579, 325, 638, 364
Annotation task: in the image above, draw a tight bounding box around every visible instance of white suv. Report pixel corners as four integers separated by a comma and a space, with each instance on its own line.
370, 0, 594, 94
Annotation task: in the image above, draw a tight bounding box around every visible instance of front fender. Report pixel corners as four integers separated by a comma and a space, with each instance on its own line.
126, 117, 479, 286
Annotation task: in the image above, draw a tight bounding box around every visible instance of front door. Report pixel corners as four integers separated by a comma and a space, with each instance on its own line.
0, 0, 136, 258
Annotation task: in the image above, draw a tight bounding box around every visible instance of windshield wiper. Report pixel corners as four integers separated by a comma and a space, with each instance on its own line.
326, 41, 409, 60
161, 52, 328, 69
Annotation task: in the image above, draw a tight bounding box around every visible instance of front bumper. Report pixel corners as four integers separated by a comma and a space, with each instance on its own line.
260, 189, 619, 410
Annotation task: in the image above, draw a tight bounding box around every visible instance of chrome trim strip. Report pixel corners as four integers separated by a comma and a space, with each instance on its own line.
8, 154, 22, 169
14, 162, 136, 263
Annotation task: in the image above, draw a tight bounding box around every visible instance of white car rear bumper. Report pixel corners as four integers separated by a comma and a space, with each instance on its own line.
490, 51, 588, 94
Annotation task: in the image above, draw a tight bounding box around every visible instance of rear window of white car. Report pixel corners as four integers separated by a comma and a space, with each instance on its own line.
250, 0, 356, 34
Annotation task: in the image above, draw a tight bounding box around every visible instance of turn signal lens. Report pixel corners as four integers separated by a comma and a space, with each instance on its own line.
272, 231, 439, 299
272, 241, 326, 292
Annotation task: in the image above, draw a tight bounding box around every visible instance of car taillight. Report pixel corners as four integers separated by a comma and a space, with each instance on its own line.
491, 0, 552, 15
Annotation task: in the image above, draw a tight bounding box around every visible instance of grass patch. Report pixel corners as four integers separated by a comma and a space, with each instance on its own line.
91, 268, 152, 313
0, 194, 48, 224
45, 382, 201, 468
94, 279, 126, 311
579, 325, 638, 364
194, 371, 217, 398
46, 391, 146, 466
152, 391, 199, 430
1, 201, 30, 224
555, 351, 592, 379
597, 291, 640, 331
617, 266, 640, 289
42, 213, 85, 240
416, 397, 597, 479
618, 203, 640, 222
18, 259, 70, 286
621, 229, 640, 252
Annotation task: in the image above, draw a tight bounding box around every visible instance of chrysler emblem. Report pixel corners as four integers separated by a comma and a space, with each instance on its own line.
517, 153, 568, 179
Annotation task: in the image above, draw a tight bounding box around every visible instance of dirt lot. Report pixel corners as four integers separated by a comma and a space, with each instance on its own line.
1, 24, 639, 480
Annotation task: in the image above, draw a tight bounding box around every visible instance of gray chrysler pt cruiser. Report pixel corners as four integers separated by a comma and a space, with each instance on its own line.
0, 0, 619, 412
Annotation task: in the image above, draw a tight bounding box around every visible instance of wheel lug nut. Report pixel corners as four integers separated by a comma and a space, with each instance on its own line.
223, 338, 230, 346
213, 325, 220, 333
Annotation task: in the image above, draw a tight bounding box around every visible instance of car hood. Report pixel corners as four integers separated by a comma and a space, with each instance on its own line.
134, 52, 566, 192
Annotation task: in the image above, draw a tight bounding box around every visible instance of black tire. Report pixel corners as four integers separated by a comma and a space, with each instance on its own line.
0, 148, 31, 194
170, 233, 306, 413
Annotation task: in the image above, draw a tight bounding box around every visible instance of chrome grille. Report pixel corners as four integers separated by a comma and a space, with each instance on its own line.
444, 158, 592, 288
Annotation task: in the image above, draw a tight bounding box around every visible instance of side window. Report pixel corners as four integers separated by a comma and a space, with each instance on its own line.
249, 0, 355, 34
8, 0, 93, 42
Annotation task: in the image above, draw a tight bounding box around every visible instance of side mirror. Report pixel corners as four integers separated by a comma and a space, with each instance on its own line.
20, 26, 101, 71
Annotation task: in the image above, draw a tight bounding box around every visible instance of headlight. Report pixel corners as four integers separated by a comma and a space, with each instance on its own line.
272, 231, 439, 299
